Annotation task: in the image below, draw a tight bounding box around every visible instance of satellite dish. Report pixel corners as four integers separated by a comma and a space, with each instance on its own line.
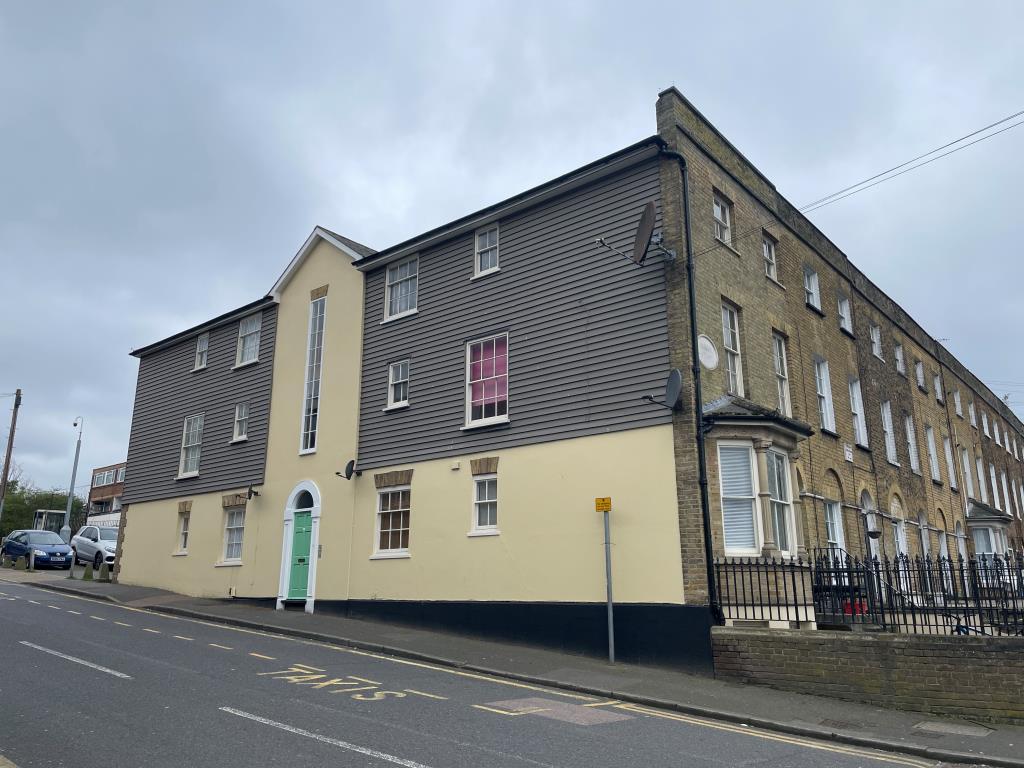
631, 202, 656, 266
697, 335, 719, 370
344, 459, 356, 480
665, 368, 683, 410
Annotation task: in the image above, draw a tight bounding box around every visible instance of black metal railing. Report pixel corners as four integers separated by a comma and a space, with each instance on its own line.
714, 552, 1024, 636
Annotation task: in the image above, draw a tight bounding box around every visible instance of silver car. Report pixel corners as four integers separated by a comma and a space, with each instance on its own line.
71, 525, 118, 569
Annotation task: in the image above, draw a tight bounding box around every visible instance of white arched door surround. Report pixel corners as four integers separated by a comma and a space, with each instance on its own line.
277, 480, 322, 614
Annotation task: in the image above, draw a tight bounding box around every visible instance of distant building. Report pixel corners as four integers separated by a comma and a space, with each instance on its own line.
89, 461, 126, 523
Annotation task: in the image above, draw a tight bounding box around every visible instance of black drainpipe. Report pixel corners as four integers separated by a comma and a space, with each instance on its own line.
660, 148, 721, 622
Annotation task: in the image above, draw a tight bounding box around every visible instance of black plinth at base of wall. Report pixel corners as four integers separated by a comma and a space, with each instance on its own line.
239, 598, 715, 675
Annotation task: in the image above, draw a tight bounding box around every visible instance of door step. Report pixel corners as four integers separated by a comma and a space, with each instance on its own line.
280, 599, 307, 611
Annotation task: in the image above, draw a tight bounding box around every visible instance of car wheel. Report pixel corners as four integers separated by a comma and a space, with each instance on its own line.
93, 552, 102, 570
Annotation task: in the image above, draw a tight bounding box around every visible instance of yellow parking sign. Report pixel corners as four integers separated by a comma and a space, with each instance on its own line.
595, 497, 611, 513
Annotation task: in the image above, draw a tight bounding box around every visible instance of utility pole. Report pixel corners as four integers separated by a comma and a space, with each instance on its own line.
0, 389, 23, 525
61, 417, 83, 543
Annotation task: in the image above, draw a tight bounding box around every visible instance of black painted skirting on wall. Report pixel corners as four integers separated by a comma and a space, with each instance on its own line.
266, 598, 713, 674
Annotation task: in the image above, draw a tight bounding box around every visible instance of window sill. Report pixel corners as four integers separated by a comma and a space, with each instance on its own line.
176, 472, 199, 480
819, 428, 839, 439
461, 417, 510, 431
932, 478, 944, 487
382, 403, 410, 413
214, 559, 243, 568
715, 237, 741, 257
872, 353, 885, 363
370, 551, 410, 560
805, 303, 825, 318
380, 309, 419, 326
232, 359, 259, 371
840, 328, 855, 340
911, 469, 922, 476
230, 437, 248, 444
764, 274, 785, 290
467, 529, 501, 538
298, 448, 317, 456
855, 443, 871, 453
471, 268, 501, 281
917, 386, 928, 395
171, 550, 188, 557
887, 459, 901, 468
191, 365, 207, 374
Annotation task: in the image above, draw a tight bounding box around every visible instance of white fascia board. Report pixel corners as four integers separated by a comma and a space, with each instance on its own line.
269, 226, 361, 300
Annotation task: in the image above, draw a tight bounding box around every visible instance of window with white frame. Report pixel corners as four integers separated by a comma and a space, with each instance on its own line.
1019, 482, 1024, 519
385, 256, 418, 319
466, 333, 509, 426
223, 507, 245, 561
772, 332, 791, 416
718, 443, 758, 554
977, 457, 989, 504
918, 512, 931, 560
762, 233, 777, 280
849, 377, 868, 447
1015, 439, 1020, 461
905, 415, 921, 473
803, 267, 821, 310
300, 296, 326, 452
933, 373, 943, 403
236, 313, 262, 366
474, 225, 499, 276
376, 488, 410, 554
881, 400, 898, 464
721, 303, 743, 396
387, 360, 410, 408
1015, 478, 1022, 518
178, 414, 204, 477
824, 500, 845, 551
767, 450, 793, 553
814, 358, 835, 432
925, 425, 940, 481
233, 402, 249, 442
93, 469, 115, 487
1001, 470, 1011, 513
472, 476, 498, 532
870, 324, 883, 359
989, 463, 999, 508
914, 360, 926, 390
954, 389, 963, 417
894, 342, 905, 374
116, 466, 125, 482
961, 447, 975, 498
994, 420, 1002, 446
943, 436, 957, 490
982, 411, 990, 437
969, 401, 977, 427
713, 191, 732, 244
837, 295, 853, 334
194, 332, 209, 370
177, 511, 190, 552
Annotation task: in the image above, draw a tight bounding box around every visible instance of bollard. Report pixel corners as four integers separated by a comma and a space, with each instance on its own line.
82, 563, 93, 581
17, 555, 28, 571
28, 550, 35, 572
98, 562, 110, 582
67, 562, 76, 580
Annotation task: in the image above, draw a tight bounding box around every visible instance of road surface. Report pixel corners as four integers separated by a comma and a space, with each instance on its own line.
0, 582, 948, 768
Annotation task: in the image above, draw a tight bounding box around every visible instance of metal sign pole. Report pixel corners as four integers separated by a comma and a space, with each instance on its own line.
603, 508, 615, 663
596, 496, 615, 663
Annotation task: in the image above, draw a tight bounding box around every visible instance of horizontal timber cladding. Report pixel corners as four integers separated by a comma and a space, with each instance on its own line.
123, 304, 277, 504
357, 159, 672, 469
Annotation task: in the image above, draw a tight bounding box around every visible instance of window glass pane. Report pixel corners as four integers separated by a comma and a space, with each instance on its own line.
467, 334, 509, 423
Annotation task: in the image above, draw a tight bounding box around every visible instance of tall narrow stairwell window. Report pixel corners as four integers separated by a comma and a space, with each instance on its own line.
300, 296, 327, 453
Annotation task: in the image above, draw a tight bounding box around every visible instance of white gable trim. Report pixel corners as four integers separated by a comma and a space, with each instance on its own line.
269, 227, 363, 300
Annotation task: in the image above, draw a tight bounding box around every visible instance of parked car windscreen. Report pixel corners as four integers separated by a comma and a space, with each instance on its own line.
27, 531, 65, 545
99, 528, 118, 541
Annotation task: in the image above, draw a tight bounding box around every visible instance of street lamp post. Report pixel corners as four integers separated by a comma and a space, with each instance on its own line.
60, 418, 83, 543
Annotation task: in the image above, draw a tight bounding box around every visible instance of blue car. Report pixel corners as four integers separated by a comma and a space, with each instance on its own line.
2, 529, 73, 569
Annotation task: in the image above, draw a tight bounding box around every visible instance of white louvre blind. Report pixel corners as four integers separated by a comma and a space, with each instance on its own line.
719, 445, 756, 552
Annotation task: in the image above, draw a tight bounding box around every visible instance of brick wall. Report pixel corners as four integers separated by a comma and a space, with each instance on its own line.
713, 626, 1024, 724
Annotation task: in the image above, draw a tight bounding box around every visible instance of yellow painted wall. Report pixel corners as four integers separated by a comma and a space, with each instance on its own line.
346, 424, 684, 604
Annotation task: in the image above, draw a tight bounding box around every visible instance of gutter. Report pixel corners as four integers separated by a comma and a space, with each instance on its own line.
659, 148, 720, 621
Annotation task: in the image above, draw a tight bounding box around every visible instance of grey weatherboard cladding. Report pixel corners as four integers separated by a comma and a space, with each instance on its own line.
123, 304, 277, 504
357, 159, 672, 469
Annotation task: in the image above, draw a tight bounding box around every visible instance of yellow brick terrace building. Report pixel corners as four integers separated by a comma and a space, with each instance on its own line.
117, 89, 1024, 670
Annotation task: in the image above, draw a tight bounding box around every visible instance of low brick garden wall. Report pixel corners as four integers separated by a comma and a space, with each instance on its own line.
712, 626, 1024, 724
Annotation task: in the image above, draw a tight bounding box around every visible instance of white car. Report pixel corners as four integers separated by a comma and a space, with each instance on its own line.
71, 525, 118, 569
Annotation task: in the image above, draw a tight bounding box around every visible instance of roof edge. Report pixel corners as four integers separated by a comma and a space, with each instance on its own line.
129, 295, 274, 358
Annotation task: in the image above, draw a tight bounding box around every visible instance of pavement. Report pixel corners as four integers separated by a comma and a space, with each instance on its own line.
2, 569, 1023, 768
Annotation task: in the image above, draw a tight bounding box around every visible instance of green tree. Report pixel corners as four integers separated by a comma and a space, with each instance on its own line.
0, 481, 87, 538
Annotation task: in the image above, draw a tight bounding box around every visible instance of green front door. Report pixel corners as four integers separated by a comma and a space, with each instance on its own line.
288, 511, 312, 600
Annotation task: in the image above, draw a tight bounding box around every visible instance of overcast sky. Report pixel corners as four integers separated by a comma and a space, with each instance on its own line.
2, 1, 1023, 492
